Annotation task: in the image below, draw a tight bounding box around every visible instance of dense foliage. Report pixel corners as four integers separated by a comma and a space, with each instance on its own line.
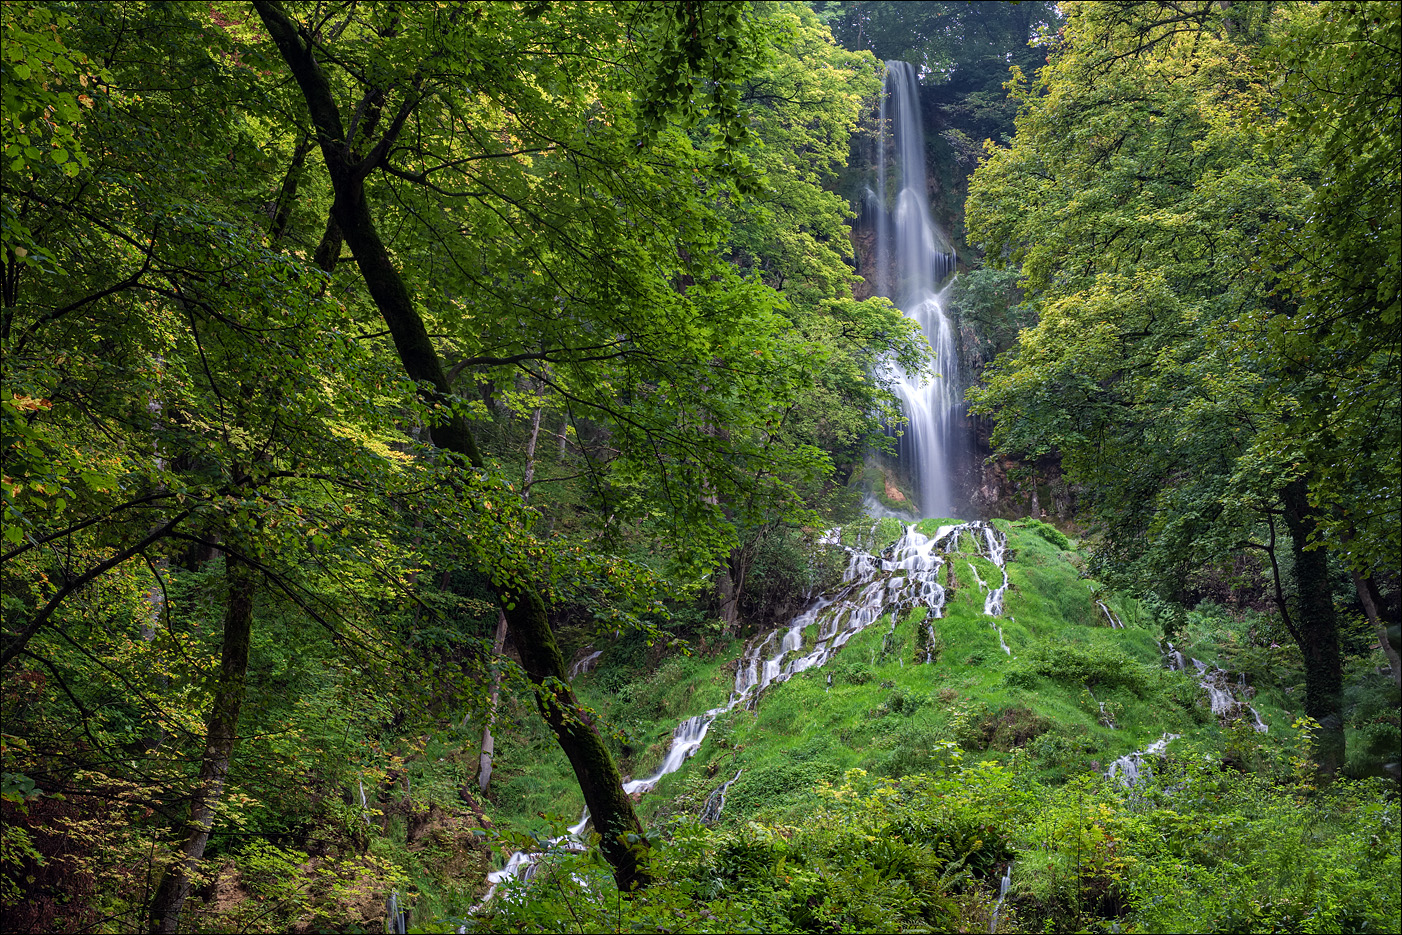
1, 1, 923, 928
2, 1, 1397, 932
966, 0, 1401, 773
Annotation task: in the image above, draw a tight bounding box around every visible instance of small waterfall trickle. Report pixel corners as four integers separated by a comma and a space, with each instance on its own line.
1106, 643, 1269, 787
699, 769, 743, 825
989, 863, 1013, 933
871, 60, 965, 518
1168, 645, 1269, 733
568, 648, 603, 679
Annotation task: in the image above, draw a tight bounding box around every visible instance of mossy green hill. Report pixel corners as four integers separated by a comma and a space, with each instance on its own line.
468, 520, 1399, 933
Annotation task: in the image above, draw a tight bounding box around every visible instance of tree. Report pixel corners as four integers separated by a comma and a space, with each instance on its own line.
1262, 2, 1401, 684
3, 2, 921, 925
965, 0, 1399, 774
249, 0, 903, 894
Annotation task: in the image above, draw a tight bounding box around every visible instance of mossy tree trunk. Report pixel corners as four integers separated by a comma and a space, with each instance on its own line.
254, 0, 650, 892
1282, 478, 1345, 777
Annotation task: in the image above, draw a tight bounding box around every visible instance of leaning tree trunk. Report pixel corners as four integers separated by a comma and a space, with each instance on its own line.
255, 0, 650, 891
1281, 478, 1345, 777
506, 585, 647, 889
1352, 569, 1401, 687
148, 548, 256, 933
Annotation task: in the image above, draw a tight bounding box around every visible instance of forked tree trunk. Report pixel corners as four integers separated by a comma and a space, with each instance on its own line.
148, 549, 255, 933
255, 0, 651, 892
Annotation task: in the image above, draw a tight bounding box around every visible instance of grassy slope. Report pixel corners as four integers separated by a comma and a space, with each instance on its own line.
469, 522, 1398, 934
485, 519, 1296, 837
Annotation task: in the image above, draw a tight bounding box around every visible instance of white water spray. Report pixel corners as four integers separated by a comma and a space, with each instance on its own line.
870, 60, 964, 517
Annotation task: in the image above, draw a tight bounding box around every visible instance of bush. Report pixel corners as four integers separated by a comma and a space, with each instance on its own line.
460, 753, 1401, 935
833, 659, 873, 685
971, 706, 1053, 752
880, 722, 943, 777
1018, 519, 1071, 550
1004, 643, 1153, 695
723, 761, 833, 818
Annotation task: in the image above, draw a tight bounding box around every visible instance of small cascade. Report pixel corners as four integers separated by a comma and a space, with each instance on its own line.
1107, 643, 1270, 787
481, 520, 1011, 901
480, 810, 592, 904
1165, 642, 1268, 733
989, 863, 1013, 934
568, 649, 603, 679
699, 769, 743, 825
1107, 732, 1181, 786
1095, 600, 1125, 629
622, 714, 718, 796
1088, 688, 1116, 728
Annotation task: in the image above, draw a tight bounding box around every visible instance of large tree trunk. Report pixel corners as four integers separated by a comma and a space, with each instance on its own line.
1281, 478, 1345, 777
148, 549, 255, 933
255, 0, 650, 890
507, 585, 647, 890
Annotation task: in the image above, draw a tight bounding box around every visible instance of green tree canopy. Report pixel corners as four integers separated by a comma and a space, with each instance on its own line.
965, 0, 1400, 773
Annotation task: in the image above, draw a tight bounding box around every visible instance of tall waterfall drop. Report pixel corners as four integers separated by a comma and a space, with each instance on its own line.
869, 60, 965, 518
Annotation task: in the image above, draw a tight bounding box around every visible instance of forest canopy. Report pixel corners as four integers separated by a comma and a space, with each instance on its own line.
967, 0, 1400, 774
1, 1, 1398, 933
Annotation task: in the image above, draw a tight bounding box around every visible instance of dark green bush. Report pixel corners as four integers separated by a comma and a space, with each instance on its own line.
723, 761, 833, 817
1018, 518, 1071, 550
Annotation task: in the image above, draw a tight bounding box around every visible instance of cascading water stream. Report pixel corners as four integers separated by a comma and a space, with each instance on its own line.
699, 769, 744, 825
989, 863, 1013, 934
567, 649, 603, 679
869, 60, 964, 517
480, 521, 1012, 903
1106, 642, 1269, 785
1170, 645, 1270, 734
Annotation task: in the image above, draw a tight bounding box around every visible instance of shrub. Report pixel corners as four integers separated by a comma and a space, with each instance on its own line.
972, 706, 1053, 752
1018, 519, 1071, 550
723, 762, 832, 818
833, 659, 874, 685
1004, 643, 1153, 695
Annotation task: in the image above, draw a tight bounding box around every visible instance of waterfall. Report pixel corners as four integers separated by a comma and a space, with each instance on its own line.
872, 60, 964, 518
1106, 643, 1269, 787
479, 521, 1011, 904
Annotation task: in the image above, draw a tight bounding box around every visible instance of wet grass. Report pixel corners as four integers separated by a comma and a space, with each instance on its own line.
487, 520, 1307, 838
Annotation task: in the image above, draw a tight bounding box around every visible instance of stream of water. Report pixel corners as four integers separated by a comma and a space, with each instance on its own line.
1105, 642, 1268, 785
480, 521, 1012, 902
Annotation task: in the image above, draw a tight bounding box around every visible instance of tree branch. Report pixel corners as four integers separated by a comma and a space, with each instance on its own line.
1, 510, 192, 669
